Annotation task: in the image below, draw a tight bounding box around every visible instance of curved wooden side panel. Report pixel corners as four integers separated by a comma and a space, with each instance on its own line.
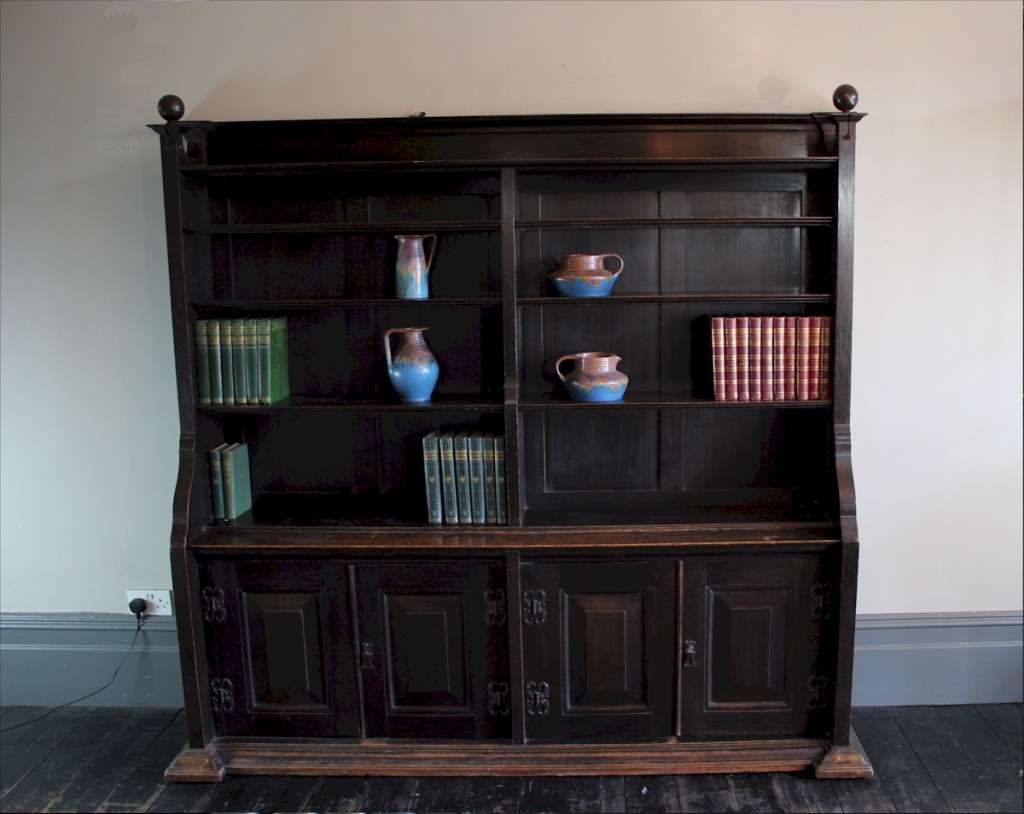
834, 422, 858, 544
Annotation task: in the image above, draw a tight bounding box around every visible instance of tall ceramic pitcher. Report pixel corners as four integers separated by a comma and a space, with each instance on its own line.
395, 234, 437, 300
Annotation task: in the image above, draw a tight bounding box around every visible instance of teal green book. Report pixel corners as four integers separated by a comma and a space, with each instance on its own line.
422, 432, 442, 524
261, 317, 290, 405
220, 320, 236, 405
208, 320, 223, 405
221, 442, 253, 520
468, 433, 486, 525
244, 319, 259, 403
194, 320, 211, 406
208, 442, 229, 520
494, 436, 507, 525
453, 432, 473, 525
231, 319, 248, 405
439, 433, 459, 525
483, 435, 498, 524
257, 319, 271, 405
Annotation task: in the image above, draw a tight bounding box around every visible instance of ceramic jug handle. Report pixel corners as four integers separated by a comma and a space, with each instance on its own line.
554, 354, 576, 383
424, 234, 438, 270
384, 328, 400, 369
602, 254, 625, 274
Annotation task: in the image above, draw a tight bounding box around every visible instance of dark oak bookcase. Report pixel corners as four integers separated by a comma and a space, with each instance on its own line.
152, 91, 873, 781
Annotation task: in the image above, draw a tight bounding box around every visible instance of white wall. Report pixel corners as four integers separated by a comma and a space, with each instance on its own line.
1, 1, 1020, 614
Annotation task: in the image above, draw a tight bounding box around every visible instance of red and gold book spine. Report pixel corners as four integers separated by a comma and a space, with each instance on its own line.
736, 316, 750, 401
819, 316, 832, 400
773, 317, 785, 400
748, 316, 762, 401
796, 317, 812, 400
761, 317, 774, 401
807, 316, 823, 400
711, 317, 726, 401
724, 317, 738, 401
784, 317, 797, 399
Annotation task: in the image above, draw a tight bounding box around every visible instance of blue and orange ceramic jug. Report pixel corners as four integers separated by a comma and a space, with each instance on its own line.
395, 234, 437, 300
549, 253, 624, 297
385, 327, 439, 403
555, 352, 629, 402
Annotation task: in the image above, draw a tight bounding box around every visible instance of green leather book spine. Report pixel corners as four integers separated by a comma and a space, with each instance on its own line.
208, 443, 228, 520
220, 320, 236, 405
221, 442, 239, 519
494, 435, 507, 525
258, 319, 271, 405
482, 435, 497, 524
468, 433, 486, 525
244, 319, 259, 403
194, 321, 211, 405
421, 432, 442, 525
453, 432, 473, 524
439, 433, 459, 525
268, 317, 290, 404
231, 319, 247, 405
208, 320, 223, 405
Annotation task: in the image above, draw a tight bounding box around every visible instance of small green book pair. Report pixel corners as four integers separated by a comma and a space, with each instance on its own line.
423, 431, 507, 525
195, 318, 289, 406
208, 441, 253, 521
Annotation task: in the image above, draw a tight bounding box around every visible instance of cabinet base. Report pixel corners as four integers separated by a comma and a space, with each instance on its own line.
814, 728, 875, 779
164, 733, 873, 783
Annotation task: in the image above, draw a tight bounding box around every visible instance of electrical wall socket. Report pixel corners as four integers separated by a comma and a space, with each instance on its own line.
125, 589, 173, 616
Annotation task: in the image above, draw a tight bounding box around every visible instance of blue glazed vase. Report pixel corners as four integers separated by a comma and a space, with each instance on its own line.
395, 234, 437, 300
555, 352, 628, 402
549, 253, 624, 298
385, 327, 439, 403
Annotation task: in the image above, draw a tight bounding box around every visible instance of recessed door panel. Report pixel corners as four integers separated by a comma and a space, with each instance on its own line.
522, 561, 674, 741
356, 562, 509, 739
681, 555, 834, 739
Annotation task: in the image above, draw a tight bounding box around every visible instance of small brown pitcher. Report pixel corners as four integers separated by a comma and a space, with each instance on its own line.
549, 253, 624, 297
555, 352, 629, 403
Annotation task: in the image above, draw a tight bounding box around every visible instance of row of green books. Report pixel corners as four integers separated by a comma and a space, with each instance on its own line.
208, 442, 253, 521
423, 432, 507, 525
194, 318, 290, 406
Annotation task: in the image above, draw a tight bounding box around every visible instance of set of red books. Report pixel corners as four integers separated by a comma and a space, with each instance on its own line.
711, 316, 832, 402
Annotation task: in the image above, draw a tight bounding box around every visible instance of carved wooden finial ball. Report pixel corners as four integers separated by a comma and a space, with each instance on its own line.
832, 84, 859, 113
158, 94, 185, 122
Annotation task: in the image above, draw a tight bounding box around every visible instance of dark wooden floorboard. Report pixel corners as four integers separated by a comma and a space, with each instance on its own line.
624, 774, 683, 812
1, 705, 1022, 813
851, 707, 948, 813
976, 703, 1023, 763
894, 705, 1024, 813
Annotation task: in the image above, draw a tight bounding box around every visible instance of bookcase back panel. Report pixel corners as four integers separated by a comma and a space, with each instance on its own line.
520, 302, 832, 399
206, 172, 500, 225
521, 408, 833, 525
205, 231, 501, 301
278, 308, 502, 400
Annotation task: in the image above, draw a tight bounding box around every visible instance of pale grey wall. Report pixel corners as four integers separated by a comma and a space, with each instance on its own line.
1, 1, 1021, 613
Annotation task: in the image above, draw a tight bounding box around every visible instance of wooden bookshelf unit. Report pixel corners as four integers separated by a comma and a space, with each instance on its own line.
152, 87, 873, 781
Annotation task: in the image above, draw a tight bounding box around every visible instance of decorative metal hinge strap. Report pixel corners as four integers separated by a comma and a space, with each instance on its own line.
201, 587, 226, 623
522, 589, 547, 625
487, 681, 511, 717
209, 678, 234, 713
525, 681, 550, 716
805, 674, 831, 710
810, 582, 833, 622
682, 640, 698, 668
360, 641, 375, 670
484, 589, 507, 626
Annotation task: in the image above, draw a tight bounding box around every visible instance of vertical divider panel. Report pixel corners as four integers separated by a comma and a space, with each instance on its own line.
505, 551, 527, 743
501, 167, 524, 525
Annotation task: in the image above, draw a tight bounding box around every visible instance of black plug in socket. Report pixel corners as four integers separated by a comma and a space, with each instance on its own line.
128, 598, 148, 618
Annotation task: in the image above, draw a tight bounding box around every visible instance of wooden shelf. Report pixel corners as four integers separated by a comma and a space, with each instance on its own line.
516, 216, 833, 229
518, 391, 831, 410
517, 293, 832, 305
194, 297, 501, 312
188, 220, 498, 235
199, 395, 504, 413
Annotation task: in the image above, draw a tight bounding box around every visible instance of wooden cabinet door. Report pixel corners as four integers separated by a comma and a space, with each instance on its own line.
198, 559, 360, 738
355, 562, 510, 739
681, 555, 834, 739
520, 561, 675, 741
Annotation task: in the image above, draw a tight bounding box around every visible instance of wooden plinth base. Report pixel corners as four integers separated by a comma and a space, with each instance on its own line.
165, 728, 873, 783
